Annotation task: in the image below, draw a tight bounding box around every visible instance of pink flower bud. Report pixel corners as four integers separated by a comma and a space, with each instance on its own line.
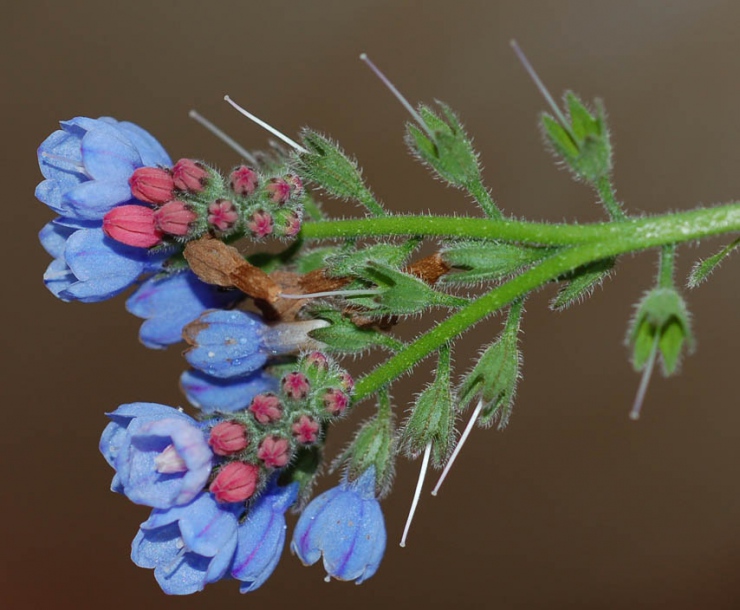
283, 211, 302, 238
257, 436, 291, 468
323, 388, 350, 416
103, 205, 162, 248
154, 200, 197, 236
339, 371, 355, 393
282, 372, 310, 400
248, 393, 283, 424
129, 167, 175, 204
304, 351, 329, 371
172, 158, 209, 192
247, 210, 274, 238
207, 199, 239, 232
154, 444, 188, 474
286, 174, 304, 197
230, 166, 259, 196
208, 421, 248, 456
292, 415, 320, 444
209, 461, 259, 503
266, 177, 291, 204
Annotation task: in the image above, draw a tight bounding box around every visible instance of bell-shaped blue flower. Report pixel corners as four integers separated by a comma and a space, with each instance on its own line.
100, 402, 212, 509
185, 310, 328, 379
291, 468, 386, 583
126, 271, 242, 349
180, 368, 278, 414
131, 492, 240, 595
36, 116, 171, 221
231, 481, 299, 593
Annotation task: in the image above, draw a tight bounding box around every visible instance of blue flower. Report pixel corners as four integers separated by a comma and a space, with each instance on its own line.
100, 402, 212, 509
40, 222, 165, 302
131, 492, 240, 595
126, 271, 242, 349
36, 116, 171, 221
291, 468, 386, 583
231, 481, 298, 593
180, 368, 278, 414
184, 310, 328, 379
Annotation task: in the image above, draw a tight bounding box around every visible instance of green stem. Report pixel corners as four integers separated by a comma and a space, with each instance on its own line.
658, 244, 676, 288
352, 204, 740, 401
466, 179, 502, 220
300, 203, 740, 247
595, 176, 626, 221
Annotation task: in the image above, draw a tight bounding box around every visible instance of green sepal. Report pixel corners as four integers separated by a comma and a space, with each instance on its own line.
308, 308, 403, 353
325, 241, 417, 278
551, 257, 615, 310
295, 130, 385, 216
294, 247, 341, 274
458, 302, 523, 428
541, 92, 612, 184
399, 347, 455, 467
358, 262, 469, 315
628, 287, 694, 376
440, 240, 555, 284
687, 237, 740, 288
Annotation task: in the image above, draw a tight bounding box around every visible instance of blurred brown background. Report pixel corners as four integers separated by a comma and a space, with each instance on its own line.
3, 1, 740, 608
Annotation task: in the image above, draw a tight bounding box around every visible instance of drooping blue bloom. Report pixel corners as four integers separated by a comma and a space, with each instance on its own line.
36, 116, 171, 221
126, 271, 242, 349
41, 224, 166, 302
291, 468, 386, 583
100, 402, 212, 509
231, 481, 298, 593
131, 492, 240, 595
180, 368, 278, 414
185, 310, 328, 379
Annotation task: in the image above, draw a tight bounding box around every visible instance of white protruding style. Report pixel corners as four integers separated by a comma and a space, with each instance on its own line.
223, 95, 309, 154
359, 53, 434, 138
400, 442, 432, 548
431, 399, 483, 496
188, 109, 258, 165
629, 333, 661, 421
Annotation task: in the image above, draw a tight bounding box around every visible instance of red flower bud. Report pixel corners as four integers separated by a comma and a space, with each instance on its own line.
172, 158, 209, 192
208, 421, 248, 456
129, 167, 175, 204
292, 415, 320, 444
286, 174, 304, 197
103, 205, 162, 248
282, 372, 310, 400
209, 461, 259, 503
283, 211, 302, 238
247, 210, 274, 238
248, 393, 283, 424
207, 199, 239, 231
323, 388, 350, 416
230, 166, 259, 196
304, 351, 329, 371
266, 177, 292, 204
257, 436, 291, 468
339, 371, 355, 393
154, 200, 197, 236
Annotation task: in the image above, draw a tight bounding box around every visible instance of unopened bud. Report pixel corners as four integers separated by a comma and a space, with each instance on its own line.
304, 351, 329, 371
247, 210, 274, 238
323, 388, 349, 416
266, 177, 291, 204
155, 200, 197, 236
283, 211, 302, 238
339, 371, 355, 393
172, 158, 209, 192
230, 165, 259, 196
129, 167, 175, 204
282, 372, 310, 400
207, 199, 239, 231
257, 436, 291, 468
208, 421, 248, 456
103, 205, 162, 248
249, 393, 283, 424
287, 173, 304, 197
292, 415, 320, 444
209, 461, 259, 503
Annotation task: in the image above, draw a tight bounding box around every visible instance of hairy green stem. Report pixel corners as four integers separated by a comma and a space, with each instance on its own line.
350, 203, 740, 401
594, 176, 626, 221
658, 244, 676, 288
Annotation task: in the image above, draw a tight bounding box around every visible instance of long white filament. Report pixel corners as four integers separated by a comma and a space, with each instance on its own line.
432, 399, 483, 496
223, 95, 308, 154
629, 333, 661, 421
188, 109, 258, 165
359, 53, 434, 138
400, 442, 432, 548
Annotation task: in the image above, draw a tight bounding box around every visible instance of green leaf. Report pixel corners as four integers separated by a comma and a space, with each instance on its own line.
687, 237, 740, 288
551, 257, 615, 310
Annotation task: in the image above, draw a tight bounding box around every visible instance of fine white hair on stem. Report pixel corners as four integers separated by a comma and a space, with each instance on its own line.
432, 399, 483, 496
630, 333, 661, 421
359, 52, 434, 138
279, 289, 382, 300
223, 95, 309, 154
188, 109, 258, 165
400, 442, 432, 548
509, 40, 571, 130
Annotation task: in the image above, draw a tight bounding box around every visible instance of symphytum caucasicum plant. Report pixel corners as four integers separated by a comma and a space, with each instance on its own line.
34, 43, 740, 594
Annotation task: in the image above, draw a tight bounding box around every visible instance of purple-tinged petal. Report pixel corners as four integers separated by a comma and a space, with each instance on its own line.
180, 369, 278, 414
81, 124, 141, 181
